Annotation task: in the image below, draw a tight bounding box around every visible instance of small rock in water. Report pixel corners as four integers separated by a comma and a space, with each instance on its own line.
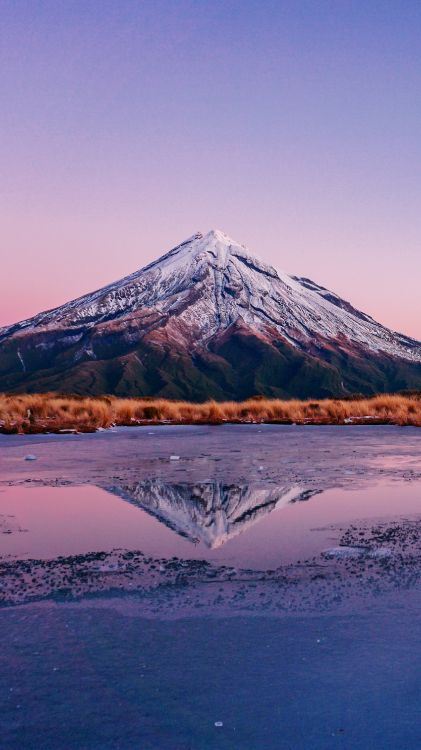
98, 563, 121, 572
323, 546, 368, 559
214, 721, 223, 727
170, 455, 180, 461
24, 455, 37, 461
369, 547, 392, 559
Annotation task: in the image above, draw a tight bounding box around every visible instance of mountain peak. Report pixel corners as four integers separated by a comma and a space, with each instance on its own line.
181, 228, 249, 256
178, 228, 255, 254
203, 228, 234, 244
146, 228, 263, 278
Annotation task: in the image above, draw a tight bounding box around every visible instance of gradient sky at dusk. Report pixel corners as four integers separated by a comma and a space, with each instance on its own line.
1, 1, 420, 338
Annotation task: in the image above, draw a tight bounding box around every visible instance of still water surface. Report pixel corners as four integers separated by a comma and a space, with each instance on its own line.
2, 480, 421, 567
0, 425, 420, 749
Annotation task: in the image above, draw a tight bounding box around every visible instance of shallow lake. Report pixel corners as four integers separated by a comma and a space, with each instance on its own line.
1, 425, 421, 749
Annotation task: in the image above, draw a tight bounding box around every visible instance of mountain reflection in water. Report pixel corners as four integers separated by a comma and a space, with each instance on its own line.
104, 480, 320, 548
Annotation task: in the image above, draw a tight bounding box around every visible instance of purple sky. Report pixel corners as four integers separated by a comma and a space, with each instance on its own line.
1, 1, 420, 338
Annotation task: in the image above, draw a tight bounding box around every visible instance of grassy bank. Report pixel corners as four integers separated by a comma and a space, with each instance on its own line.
0, 392, 420, 433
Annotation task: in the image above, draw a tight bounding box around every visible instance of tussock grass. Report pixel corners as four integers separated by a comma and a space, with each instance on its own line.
0, 392, 420, 433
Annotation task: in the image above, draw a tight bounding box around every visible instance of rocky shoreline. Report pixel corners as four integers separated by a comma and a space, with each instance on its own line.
2, 517, 421, 617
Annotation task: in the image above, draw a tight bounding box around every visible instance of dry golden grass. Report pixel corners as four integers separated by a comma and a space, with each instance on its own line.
0, 392, 420, 432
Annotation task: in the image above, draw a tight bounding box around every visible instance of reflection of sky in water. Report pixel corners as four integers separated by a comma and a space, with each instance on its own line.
1, 479, 421, 569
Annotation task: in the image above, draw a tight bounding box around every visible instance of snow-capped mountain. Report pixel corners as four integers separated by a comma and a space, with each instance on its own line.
0, 229, 420, 398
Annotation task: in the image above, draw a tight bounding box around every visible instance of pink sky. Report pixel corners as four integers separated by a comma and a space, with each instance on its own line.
1, 2, 420, 339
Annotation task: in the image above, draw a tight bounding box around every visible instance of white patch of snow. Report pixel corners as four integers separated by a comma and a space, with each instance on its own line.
17, 349, 26, 372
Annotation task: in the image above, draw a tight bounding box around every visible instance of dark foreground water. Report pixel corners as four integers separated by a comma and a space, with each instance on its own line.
1, 425, 420, 749
2, 595, 421, 750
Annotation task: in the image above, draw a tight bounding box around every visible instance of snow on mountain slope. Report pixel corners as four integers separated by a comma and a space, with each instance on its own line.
1, 229, 420, 363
